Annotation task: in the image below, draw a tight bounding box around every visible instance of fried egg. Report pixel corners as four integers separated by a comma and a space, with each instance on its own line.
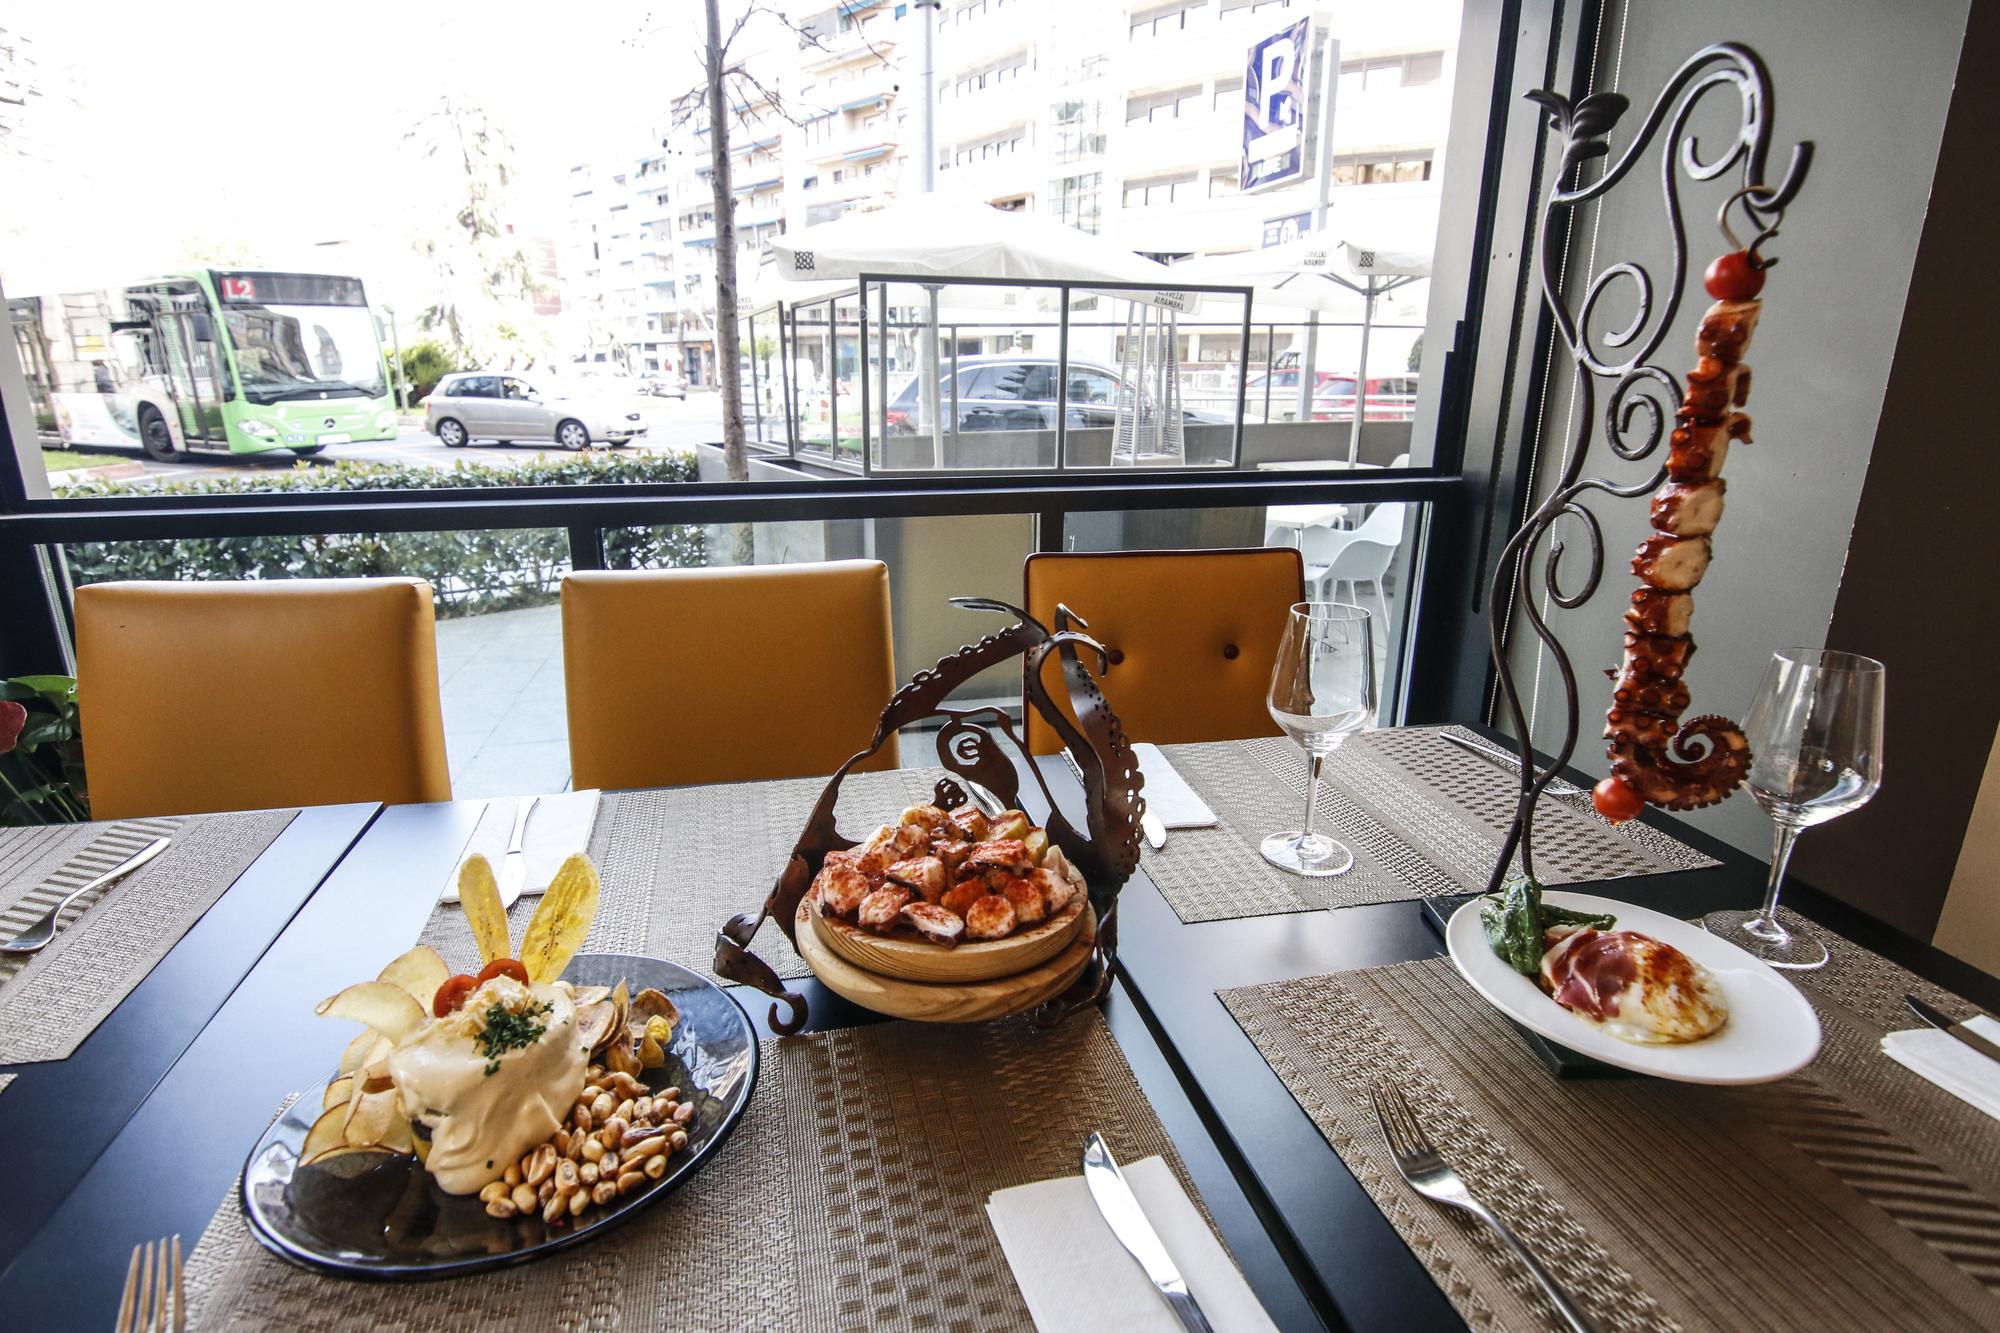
1540, 928, 1728, 1045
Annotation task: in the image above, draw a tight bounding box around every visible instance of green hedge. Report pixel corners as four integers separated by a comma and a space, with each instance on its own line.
57, 454, 707, 618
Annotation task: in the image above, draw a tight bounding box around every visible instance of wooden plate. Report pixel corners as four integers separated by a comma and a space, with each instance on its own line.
795, 896, 1097, 1023
809, 890, 1088, 983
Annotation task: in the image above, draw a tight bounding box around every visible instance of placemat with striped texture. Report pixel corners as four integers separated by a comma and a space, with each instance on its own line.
420, 767, 957, 981
1219, 917, 2000, 1331
0, 811, 297, 1063
1141, 726, 1717, 923
183, 1009, 1222, 1331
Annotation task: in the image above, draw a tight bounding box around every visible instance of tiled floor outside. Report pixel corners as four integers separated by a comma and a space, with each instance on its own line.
435, 605, 571, 799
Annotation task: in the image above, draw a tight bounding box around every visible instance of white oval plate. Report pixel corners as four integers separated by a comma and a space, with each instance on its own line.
1445, 889, 1822, 1084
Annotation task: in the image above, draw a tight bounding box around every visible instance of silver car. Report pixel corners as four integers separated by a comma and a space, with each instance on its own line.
424, 372, 648, 450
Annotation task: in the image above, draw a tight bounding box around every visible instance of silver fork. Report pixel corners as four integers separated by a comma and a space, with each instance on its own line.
113, 1235, 184, 1333
2, 837, 172, 956
1371, 1084, 1599, 1333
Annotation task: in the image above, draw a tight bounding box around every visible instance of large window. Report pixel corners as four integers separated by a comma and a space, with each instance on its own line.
1130, 1, 1208, 39
1049, 173, 1103, 234
1122, 172, 1198, 207
1125, 85, 1203, 125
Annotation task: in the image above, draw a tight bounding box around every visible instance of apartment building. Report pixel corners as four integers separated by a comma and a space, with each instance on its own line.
556, 0, 1457, 379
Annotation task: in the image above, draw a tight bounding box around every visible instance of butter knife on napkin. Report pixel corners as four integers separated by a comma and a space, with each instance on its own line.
987, 1150, 1277, 1333
1883, 996, 2000, 1120
442, 790, 601, 908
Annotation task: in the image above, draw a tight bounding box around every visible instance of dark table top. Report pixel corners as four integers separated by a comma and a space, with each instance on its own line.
2, 729, 1994, 1332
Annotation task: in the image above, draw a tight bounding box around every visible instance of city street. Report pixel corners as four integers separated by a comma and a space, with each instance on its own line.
49, 392, 728, 483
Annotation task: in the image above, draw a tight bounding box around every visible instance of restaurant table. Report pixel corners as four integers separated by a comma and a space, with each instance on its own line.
0, 795, 1324, 1332
5, 732, 1997, 1332
1266, 504, 1352, 544
1046, 723, 2000, 1333
0, 803, 375, 1268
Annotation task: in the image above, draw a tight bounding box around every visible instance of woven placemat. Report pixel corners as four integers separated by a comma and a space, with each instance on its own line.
0, 811, 297, 1064
1219, 918, 2000, 1332
1142, 726, 1717, 923
420, 767, 959, 981
184, 1008, 1217, 1330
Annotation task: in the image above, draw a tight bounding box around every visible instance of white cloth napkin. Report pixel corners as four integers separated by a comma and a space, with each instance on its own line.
987, 1156, 1278, 1333
1134, 744, 1219, 829
440, 790, 600, 903
1882, 1015, 2000, 1120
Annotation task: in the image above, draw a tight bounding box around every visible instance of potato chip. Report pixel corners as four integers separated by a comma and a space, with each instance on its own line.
316, 981, 425, 1045
375, 945, 450, 1010
456, 854, 512, 966
303, 1103, 351, 1162
337, 1030, 388, 1076
323, 1076, 354, 1111
343, 1087, 401, 1148
519, 853, 600, 984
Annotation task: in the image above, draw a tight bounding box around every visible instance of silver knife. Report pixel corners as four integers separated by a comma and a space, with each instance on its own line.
1440, 730, 1587, 799
1081, 1132, 1214, 1333
1904, 994, 2000, 1065
497, 796, 537, 906
1065, 749, 1167, 850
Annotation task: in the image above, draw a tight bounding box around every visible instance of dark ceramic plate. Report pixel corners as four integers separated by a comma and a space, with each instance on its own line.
241, 953, 758, 1279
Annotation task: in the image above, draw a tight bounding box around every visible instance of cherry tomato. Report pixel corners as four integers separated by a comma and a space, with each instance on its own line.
476, 958, 530, 986
1592, 776, 1645, 825
1703, 250, 1766, 301
433, 973, 478, 1017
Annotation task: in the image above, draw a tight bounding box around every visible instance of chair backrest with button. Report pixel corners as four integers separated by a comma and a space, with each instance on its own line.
1022, 548, 1305, 755
76, 578, 452, 819
562, 561, 899, 791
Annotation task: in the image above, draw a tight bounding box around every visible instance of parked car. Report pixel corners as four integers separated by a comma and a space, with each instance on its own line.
423, 373, 648, 450
1310, 374, 1421, 423
882, 356, 1227, 433
640, 372, 688, 399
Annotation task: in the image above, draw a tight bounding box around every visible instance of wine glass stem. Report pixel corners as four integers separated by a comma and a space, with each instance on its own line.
1299, 750, 1325, 845
1757, 821, 1803, 934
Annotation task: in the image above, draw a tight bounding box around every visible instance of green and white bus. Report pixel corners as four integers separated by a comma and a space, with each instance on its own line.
9, 270, 399, 461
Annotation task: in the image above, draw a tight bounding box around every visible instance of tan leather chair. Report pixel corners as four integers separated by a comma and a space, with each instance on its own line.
1023, 548, 1305, 755
76, 578, 451, 819
562, 561, 899, 790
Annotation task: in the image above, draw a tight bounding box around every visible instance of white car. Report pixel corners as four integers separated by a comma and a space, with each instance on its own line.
424, 373, 648, 450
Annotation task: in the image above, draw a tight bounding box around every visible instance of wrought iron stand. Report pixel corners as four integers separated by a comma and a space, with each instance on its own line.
1483, 42, 1813, 893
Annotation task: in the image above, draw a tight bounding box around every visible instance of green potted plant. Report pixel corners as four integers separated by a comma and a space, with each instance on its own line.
0, 675, 89, 824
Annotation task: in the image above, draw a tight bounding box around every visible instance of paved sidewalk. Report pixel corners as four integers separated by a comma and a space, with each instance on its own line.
435, 604, 571, 799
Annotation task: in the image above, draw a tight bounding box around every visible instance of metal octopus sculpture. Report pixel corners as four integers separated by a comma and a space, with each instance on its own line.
715, 597, 1145, 1033
1483, 41, 1812, 894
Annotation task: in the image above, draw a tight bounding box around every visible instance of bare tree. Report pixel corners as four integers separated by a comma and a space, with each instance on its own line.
658, 1, 894, 493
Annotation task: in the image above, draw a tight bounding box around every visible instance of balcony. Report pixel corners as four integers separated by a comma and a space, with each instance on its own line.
800, 30, 894, 73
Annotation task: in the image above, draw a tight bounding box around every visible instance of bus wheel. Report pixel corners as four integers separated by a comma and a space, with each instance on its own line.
290, 446, 325, 457
556, 420, 590, 451
437, 417, 468, 448
138, 406, 179, 461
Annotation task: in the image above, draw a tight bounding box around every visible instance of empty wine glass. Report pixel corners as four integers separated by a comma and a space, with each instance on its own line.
1703, 648, 1884, 969
1262, 602, 1376, 877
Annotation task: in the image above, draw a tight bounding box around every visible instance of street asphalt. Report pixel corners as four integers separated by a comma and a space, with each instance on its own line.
47, 392, 727, 483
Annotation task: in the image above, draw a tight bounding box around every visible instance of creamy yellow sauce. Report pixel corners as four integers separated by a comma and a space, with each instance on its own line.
386, 976, 586, 1194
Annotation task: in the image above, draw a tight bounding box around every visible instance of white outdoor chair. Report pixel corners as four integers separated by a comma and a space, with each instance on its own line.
1302, 503, 1406, 620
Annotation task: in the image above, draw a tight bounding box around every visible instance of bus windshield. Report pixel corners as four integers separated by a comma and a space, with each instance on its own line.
221, 302, 386, 403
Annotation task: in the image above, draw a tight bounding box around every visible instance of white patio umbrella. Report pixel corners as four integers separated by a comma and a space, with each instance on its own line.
1177, 231, 1432, 461
769, 198, 1196, 460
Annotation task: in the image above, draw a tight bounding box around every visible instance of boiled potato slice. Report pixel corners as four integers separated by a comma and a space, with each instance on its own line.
990, 810, 1031, 841
375, 945, 450, 1010
1023, 828, 1050, 864
456, 854, 511, 966
316, 981, 425, 1045
519, 853, 601, 984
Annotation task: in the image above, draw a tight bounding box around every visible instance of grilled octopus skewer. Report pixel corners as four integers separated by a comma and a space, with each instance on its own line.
1592, 259, 1770, 823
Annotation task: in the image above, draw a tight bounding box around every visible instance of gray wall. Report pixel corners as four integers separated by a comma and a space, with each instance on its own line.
1507, 0, 1972, 859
